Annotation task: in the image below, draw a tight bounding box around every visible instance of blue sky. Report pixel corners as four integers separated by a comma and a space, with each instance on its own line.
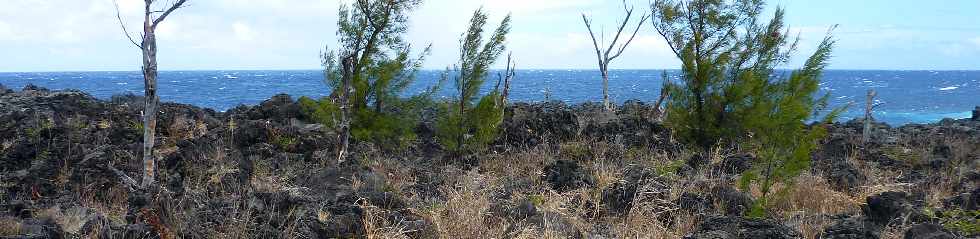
0, 0, 978, 72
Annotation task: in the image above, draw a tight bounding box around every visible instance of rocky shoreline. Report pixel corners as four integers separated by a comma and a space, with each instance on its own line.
0, 84, 977, 238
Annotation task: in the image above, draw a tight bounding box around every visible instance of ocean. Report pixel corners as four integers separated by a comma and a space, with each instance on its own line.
1, 70, 977, 126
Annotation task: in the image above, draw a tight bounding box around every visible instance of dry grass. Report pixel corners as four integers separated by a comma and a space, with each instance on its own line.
427, 170, 509, 238
360, 201, 414, 239
765, 173, 861, 239
0, 217, 21, 236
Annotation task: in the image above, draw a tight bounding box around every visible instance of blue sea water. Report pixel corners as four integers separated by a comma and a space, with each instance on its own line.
0, 70, 977, 126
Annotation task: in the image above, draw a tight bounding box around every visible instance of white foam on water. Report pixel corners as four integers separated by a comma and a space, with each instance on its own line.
939, 86, 958, 91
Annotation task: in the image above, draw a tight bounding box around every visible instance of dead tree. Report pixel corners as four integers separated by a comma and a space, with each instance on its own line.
582, 0, 649, 111
336, 55, 355, 163
114, 0, 190, 188
652, 71, 671, 121
495, 53, 517, 110
863, 90, 880, 143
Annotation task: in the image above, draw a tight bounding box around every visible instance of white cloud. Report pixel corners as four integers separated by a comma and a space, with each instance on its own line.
0, 21, 16, 41
232, 22, 255, 41
484, 0, 598, 13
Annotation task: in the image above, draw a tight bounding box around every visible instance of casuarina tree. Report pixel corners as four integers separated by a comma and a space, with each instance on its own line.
301, 0, 431, 161
651, 0, 844, 216
436, 8, 513, 154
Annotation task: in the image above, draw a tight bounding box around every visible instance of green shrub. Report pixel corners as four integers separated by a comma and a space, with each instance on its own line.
351, 108, 417, 149
297, 96, 339, 128
651, 0, 845, 217
436, 8, 511, 153
316, 0, 438, 150
926, 209, 980, 235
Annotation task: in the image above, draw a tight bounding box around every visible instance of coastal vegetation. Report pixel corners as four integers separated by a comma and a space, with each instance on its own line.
435, 9, 513, 154
0, 0, 977, 239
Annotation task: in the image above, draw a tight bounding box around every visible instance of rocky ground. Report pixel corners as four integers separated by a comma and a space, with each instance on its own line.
0, 84, 977, 239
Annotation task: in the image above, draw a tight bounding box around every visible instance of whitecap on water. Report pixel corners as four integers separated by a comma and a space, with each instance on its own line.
938, 86, 958, 91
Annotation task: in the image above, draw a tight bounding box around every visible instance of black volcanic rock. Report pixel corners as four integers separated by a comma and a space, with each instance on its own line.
903, 223, 956, 239
973, 106, 979, 121
684, 215, 801, 239
862, 192, 912, 226
542, 160, 593, 192
822, 215, 879, 239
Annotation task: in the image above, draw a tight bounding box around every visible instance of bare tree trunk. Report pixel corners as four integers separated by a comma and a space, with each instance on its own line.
863, 90, 876, 144
601, 67, 611, 110
140, 19, 159, 188
337, 56, 355, 163
652, 76, 670, 120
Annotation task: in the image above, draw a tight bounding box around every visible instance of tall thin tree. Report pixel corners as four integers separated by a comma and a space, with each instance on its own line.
582, 0, 649, 111
114, 0, 190, 188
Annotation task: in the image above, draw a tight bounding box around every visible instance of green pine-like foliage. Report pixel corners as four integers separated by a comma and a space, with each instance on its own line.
651, 0, 845, 217
304, 0, 438, 149
436, 9, 511, 153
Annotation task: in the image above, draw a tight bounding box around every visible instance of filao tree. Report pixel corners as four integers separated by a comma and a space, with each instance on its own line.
113, 0, 189, 188
299, 0, 430, 161
651, 0, 843, 216
582, 0, 649, 111
436, 9, 513, 154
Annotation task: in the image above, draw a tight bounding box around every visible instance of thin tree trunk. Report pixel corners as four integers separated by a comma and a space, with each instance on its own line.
601, 67, 611, 111
140, 10, 159, 188
652, 77, 670, 120
337, 56, 354, 163
863, 90, 875, 144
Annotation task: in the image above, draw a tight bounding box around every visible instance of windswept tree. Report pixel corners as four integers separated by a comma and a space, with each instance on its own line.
436, 9, 513, 154
582, 0, 649, 111
113, 0, 189, 188
299, 0, 429, 161
651, 0, 843, 216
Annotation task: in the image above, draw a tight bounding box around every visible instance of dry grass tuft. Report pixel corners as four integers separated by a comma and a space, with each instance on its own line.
0, 217, 21, 236
428, 170, 509, 238
360, 200, 414, 239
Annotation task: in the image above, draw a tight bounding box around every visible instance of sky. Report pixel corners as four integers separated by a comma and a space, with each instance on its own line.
0, 0, 979, 72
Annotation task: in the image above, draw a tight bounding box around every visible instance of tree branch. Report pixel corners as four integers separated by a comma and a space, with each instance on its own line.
608, 13, 649, 61
603, 1, 634, 61
151, 0, 189, 29
582, 14, 605, 69
113, 0, 143, 49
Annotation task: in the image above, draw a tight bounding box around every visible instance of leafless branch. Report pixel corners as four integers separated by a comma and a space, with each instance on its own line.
582, 14, 605, 69
113, 0, 143, 49
108, 164, 139, 191
608, 13, 649, 61
151, 0, 189, 28
603, 1, 634, 60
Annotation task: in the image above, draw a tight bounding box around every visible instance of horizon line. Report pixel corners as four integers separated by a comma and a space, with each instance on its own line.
4, 68, 980, 73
